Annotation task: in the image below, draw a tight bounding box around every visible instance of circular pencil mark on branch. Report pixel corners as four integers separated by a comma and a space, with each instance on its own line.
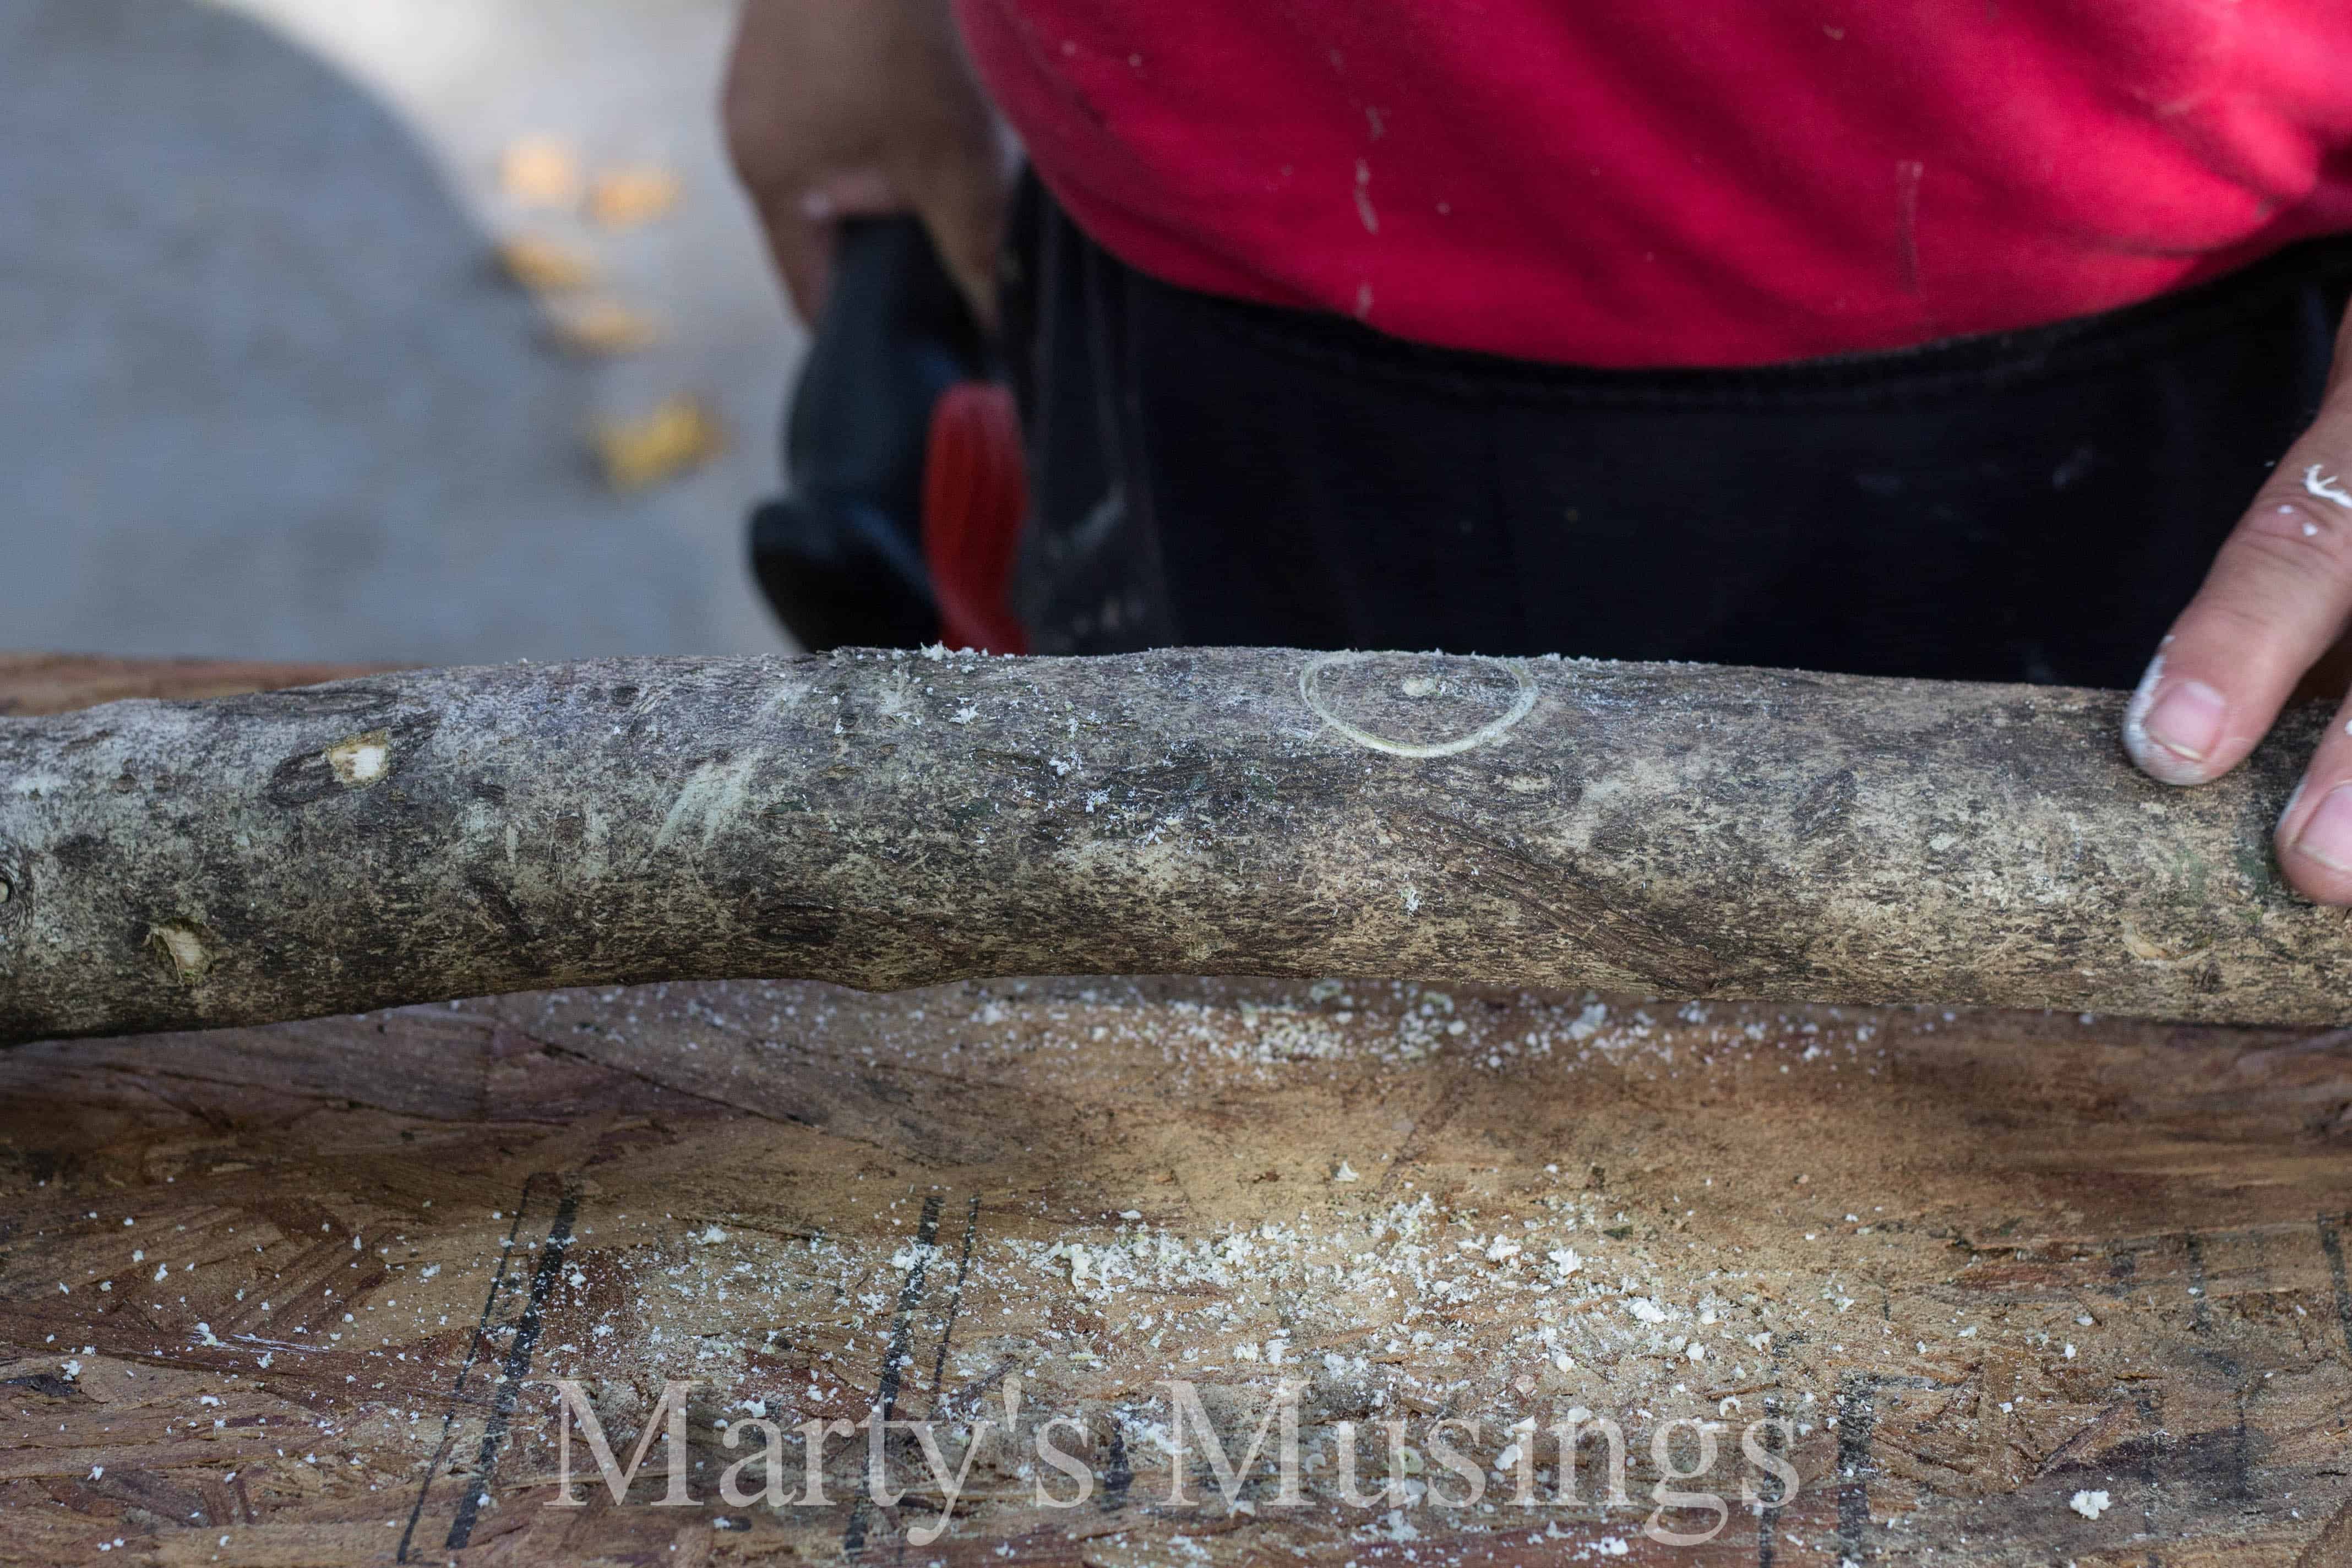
1299, 652, 1538, 759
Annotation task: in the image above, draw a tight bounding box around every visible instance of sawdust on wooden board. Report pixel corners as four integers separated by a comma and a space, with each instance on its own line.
0, 972, 2346, 1565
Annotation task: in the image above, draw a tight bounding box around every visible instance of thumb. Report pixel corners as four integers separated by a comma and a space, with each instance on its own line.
755, 171, 906, 325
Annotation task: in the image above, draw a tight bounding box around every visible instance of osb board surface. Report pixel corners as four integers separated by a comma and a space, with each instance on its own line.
4, 978, 2352, 1567
3, 661, 2351, 1567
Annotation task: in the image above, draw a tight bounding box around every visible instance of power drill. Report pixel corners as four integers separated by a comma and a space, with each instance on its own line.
747, 216, 1026, 654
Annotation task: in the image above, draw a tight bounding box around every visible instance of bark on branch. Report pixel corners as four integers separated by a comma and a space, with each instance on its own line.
0, 647, 2342, 1043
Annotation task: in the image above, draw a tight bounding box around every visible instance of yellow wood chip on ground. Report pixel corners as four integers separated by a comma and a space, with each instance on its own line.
587, 164, 682, 228
496, 234, 598, 293
499, 133, 584, 206
545, 296, 663, 355
595, 395, 722, 489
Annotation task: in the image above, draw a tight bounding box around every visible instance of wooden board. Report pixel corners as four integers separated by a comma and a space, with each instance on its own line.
0, 656, 389, 719
3, 658, 2350, 1567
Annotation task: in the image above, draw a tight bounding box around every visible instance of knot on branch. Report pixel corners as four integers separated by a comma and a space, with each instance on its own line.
0, 837, 26, 940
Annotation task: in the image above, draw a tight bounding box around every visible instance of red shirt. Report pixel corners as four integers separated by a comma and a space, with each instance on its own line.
954, 1, 2352, 367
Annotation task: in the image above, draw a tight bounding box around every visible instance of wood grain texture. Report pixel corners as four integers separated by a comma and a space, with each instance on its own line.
0, 978, 2348, 1566
1, 649, 2347, 1044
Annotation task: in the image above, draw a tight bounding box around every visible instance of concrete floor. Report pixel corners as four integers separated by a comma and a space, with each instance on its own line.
1, 0, 804, 664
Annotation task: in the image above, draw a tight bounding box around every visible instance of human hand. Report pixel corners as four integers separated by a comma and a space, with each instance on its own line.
2124, 307, 2352, 899
722, 0, 1009, 327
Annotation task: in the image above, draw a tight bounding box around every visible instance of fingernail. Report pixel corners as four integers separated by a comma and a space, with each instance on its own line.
2293, 783, 2352, 873
2142, 680, 2226, 766
2278, 777, 2307, 832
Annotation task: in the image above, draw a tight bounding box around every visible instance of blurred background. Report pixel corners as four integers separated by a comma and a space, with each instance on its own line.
1, 0, 804, 664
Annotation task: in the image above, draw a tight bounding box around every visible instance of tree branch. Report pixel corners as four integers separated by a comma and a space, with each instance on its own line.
1, 647, 2339, 1043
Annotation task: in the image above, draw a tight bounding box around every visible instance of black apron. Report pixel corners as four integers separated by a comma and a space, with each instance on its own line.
1003, 173, 2352, 690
